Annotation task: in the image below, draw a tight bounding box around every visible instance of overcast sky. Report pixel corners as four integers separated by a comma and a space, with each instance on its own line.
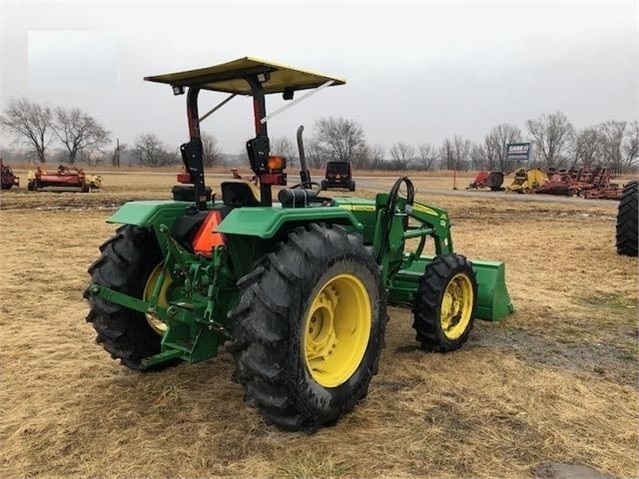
1, 1, 637, 154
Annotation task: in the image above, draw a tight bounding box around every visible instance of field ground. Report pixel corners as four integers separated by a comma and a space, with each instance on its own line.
0, 172, 637, 478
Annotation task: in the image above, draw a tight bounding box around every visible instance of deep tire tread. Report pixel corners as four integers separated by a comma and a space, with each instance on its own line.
84, 224, 173, 371
412, 253, 478, 353
616, 180, 638, 257
229, 223, 386, 432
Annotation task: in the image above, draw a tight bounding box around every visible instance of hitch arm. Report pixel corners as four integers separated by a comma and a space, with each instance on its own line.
88, 284, 151, 315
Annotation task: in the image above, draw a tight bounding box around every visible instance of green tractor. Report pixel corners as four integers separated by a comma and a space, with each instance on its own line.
84, 57, 514, 432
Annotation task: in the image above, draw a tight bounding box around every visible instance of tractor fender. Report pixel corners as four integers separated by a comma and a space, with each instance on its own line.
215, 206, 363, 239
107, 201, 193, 228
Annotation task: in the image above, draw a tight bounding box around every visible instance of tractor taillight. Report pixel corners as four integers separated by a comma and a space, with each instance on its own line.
192, 210, 224, 257
177, 172, 191, 184
267, 155, 286, 170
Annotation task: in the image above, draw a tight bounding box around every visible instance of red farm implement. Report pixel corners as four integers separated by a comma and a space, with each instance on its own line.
580, 168, 622, 200
536, 167, 621, 200
535, 169, 577, 196
1, 158, 20, 190
466, 171, 505, 191
27, 165, 102, 192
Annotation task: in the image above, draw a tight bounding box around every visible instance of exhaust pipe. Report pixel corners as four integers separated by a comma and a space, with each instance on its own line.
296, 125, 312, 189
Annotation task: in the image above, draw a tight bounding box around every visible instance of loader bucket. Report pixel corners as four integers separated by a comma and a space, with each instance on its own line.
471, 259, 515, 321
389, 255, 514, 322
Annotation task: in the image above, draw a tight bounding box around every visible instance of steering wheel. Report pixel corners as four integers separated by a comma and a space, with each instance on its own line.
289, 181, 321, 190
377, 177, 415, 263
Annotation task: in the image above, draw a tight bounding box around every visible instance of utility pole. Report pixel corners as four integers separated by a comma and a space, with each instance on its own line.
114, 138, 120, 168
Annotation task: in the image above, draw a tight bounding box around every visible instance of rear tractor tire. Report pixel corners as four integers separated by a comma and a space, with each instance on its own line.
229, 224, 386, 432
83, 224, 175, 371
27, 180, 36, 191
412, 253, 477, 352
616, 180, 638, 257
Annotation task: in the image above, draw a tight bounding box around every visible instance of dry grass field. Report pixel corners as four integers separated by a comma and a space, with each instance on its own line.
0, 171, 637, 479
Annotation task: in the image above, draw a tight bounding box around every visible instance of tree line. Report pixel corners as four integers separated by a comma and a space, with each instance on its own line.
1, 98, 637, 173
287, 113, 638, 174
0, 98, 110, 165
0, 98, 223, 168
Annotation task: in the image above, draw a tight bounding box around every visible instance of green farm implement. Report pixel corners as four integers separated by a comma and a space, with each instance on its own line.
84, 57, 514, 431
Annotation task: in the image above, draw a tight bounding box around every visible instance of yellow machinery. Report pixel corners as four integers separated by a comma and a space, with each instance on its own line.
506, 168, 546, 194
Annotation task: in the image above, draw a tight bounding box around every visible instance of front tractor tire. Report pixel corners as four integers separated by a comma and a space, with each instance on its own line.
412, 254, 478, 352
229, 224, 386, 432
616, 180, 638, 257
84, 225, 172, 371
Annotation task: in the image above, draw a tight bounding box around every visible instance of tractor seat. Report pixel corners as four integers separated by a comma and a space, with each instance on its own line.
221, 180, 261, 207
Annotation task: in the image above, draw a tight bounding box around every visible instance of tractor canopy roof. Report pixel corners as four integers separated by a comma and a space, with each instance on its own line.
144, 56, 346, 95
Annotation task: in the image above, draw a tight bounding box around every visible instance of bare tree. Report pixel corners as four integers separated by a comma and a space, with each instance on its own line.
352, 142, 382, 169
526, 111, 574, 167
132, 133, 178, 167
600, 120, 626, 174
53, 107, 110, 164
314, 117, 366, 163
571, 126, 604, 168
470, 143, 487, 169
270, 136, 297, 167
305, 138, 324, 169
366, 144, 386, 169
201, 132, 223, 167
622, 121, 639, 172
483, 123, 522, 170
416, 143, 438, 170
598, 120, 639, 174
0, 98, 54, 163
440, 136, 471, 170
77, 143, 107, 166
389, 142, 415, 170
440, 139, 454, 170
482, 136, 499, 170
351, 143, 371, 169
454, 136, 471, 170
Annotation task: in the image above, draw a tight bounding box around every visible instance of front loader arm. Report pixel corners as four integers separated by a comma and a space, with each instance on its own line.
404, 200, 453, 255
372, 193, 454, 280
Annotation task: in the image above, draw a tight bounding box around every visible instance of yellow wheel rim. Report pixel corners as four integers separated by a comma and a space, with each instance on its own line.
143, 263, 172, 335
440, 273, 474, 340
304, 273, 371, 388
